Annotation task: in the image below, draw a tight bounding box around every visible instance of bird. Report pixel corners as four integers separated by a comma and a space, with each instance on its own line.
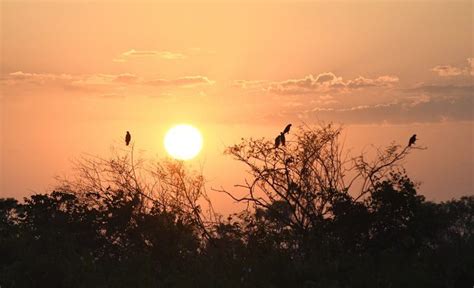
408, 134, 417, 147
274, 124, 292, 148
125, 131, 131, 146
280, 132, 286, 146
283, 124, 292, 134
275, 134, 281, 148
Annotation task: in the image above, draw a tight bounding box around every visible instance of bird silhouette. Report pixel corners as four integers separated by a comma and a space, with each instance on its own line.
408, 134, 417, 147
280, 132, 286, 146
283, 124, 292, 134
274, 124, 292, 148
275, 134, 281, 148
125, 131, 131, 146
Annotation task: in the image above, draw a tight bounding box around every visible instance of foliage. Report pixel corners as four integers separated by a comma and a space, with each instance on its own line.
0, 125, 472, 287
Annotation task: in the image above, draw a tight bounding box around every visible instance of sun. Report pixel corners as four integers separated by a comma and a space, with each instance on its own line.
164, 124, 203, 160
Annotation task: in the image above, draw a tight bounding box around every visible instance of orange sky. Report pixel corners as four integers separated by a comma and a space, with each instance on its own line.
1, 0, 473, 212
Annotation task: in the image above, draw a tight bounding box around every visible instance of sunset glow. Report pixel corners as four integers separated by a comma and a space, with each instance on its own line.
1, 1, 472, 285
0, 0, 472, 207
164, 124, 203, 160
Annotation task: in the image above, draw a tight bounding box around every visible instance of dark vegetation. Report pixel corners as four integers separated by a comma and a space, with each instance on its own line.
1, 124, 472, 287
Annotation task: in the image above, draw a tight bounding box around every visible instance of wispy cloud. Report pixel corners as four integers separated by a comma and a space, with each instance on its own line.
144, 76, 215, 87
2, 72, 142, 90
70, 73, 141, 87
234, 72, 399, 95
1, 71, 215, 94
468, 58, 474, 76
2, 71, 74, 84
303, 94, 473, 124
273, 73, 398, 93
232, 74, 472, 124
231, 80, 268, 90
431, 57, 473, 77
345, 75, 399, 89
431, 65, 464, 76
404, 84, 474, 97
268, 72, 344, 94
113, 49, 186, 62
298, 82, 474, 124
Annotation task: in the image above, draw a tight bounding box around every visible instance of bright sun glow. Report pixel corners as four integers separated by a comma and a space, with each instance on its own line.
164, 124, 203, 160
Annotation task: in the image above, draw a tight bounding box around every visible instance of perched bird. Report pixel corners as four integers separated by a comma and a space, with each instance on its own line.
280, 132, 286, 146
283, 124, 292, 134
275, 134, 281, 148
408, 134, 417, 147
125, 131, 131, 146
274, 124, 292, 148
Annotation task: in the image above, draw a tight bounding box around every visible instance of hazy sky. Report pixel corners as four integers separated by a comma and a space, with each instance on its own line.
1, 0, 472, 212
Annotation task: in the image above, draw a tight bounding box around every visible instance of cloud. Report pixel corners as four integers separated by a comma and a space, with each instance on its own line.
431, 65, 464, 76
468, 58, 474, 76
346, 75, 399, 89
431, 58, 473, 77
315, 94, 339, 106
1, 72, 135, 94
404, 84, 473, 98
304, 95, 473, 124
231, 80, 268, 90
69, 73, 141, 87
113, 49, 186, 62
299, 83, 474, 124
262, 72, 399, 95
1, 72, 215, 94
271, 73, 344, 93
2, 71, 73, 85
2, 72, 142, 86
112, 73, 140, 84
144, 76, 214, 87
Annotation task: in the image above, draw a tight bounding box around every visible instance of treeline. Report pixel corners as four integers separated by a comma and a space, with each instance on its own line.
0, 124, 472, 287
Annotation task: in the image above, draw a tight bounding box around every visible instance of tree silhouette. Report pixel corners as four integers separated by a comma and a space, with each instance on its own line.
219, 124, 419, 237
55, 147, 216, 240
0, 124, 472, 288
